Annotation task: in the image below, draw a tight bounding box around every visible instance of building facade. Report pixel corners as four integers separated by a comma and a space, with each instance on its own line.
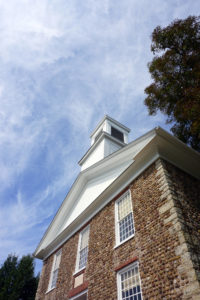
34, 116, 200, 300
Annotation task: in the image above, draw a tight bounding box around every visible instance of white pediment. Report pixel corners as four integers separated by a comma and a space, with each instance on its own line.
59, 160, 132, 233
35, 126, 200, 259
34, 128, 158, 258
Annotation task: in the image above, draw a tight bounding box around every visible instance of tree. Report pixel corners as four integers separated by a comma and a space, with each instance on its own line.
0, 254, 39, 300
144, 16, 200, 151
0, 255, 19, 300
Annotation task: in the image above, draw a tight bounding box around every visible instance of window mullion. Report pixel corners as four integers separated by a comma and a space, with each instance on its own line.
76, 226, 90, 272
115, 190, 134, 246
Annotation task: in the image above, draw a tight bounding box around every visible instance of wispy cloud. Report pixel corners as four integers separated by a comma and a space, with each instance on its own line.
0, 0, 199, 272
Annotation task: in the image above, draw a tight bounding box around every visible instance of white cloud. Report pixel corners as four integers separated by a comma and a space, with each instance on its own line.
0, 0, 199, 270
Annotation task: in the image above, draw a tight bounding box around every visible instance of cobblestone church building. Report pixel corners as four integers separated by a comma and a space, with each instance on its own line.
34, 116, 200, 300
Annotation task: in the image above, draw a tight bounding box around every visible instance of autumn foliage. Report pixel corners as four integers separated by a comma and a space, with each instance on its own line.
145, 16, 200, 151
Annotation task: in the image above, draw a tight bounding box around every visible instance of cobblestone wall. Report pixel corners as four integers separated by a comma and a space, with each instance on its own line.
159, 160, 200, 299
36, 159, 200, 300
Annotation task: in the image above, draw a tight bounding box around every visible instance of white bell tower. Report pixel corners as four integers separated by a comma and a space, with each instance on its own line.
79, 115, 130, 170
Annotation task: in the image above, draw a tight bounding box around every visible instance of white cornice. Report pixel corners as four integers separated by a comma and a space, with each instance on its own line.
35, 142, 160, 260
34, 127, 200, 259
34, 129, 156, 258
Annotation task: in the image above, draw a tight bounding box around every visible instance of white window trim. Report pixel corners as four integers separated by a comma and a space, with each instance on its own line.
46, 249, 62, 293
115, 190, 135, 247
117, 261, 143, 300
69, 290, 88, 300
75, 225, 90, 274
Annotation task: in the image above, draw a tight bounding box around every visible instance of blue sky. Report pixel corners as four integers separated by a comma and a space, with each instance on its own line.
0, 0, 199, 274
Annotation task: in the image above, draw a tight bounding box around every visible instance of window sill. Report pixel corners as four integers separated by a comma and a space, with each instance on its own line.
45, 286, 56, 294
73, 267, 86, 277
68, 281, 88, 298
114, 234, 134, 250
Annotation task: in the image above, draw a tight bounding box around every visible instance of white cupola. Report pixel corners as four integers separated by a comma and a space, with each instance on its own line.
79, 115, 130, 170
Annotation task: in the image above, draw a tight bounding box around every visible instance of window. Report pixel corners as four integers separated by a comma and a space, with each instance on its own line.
76, 226, 90, 272
117, 262, 143, 300
111, 126, 124, 142
49, 250, 61, 290
115, 191, 134, 245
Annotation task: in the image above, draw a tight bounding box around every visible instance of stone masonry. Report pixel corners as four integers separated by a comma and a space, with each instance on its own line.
36, 159, 200, 300
156, 159, 200, 299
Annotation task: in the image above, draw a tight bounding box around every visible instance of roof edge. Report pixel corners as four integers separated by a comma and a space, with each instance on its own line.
34, 127, 200, 259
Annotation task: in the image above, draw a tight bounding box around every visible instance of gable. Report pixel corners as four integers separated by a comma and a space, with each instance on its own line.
34, 127, 200, 260
59, 160, 132, 234
34, 129, 156, 258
